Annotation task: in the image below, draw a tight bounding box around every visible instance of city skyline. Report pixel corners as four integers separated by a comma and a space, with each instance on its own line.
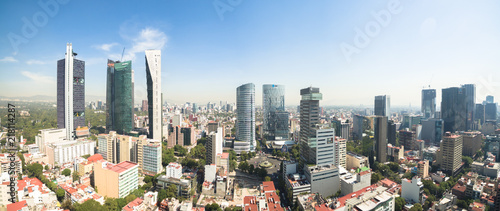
1, 1, 500, 106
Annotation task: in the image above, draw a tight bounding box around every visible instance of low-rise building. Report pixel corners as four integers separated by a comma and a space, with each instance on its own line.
432, 191, 457, 211
166, 162, 182, 179
401, 177, 424, 204
340, 168, 371, 196
94, 160, 139, 198
59, 183, 104, 205
157, 175, 192, 198
346, 152, 369, 171
122, 191, 158, 211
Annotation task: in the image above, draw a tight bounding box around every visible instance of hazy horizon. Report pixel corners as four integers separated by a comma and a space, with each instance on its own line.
1, 1, 499, 106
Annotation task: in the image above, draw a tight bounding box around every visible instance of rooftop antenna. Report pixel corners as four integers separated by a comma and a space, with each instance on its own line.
120, 47, 125, 61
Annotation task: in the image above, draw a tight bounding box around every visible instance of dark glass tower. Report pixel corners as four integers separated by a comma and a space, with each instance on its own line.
374, 95, 390, 117
441, 87, 467, 133
57, 44, 85, 139
422, 89, 436, 119
374, 116, 388, 163
106, 60, 134, 135
461, 84, 475, 131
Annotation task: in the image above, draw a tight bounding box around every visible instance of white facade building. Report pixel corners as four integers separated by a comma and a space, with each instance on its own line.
46, 140, 95, 165
145, 49, 162, 141
166, 162, 182, 179
204, 164, 217, 183
402, 177, 424, 204
35, 128, 66, 153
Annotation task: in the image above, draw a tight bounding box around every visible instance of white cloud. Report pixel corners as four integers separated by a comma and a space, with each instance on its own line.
121, 27, 168, 61
0, 56, 18, 63
93, 43, 119, 51
21, 71, 55, 84
26, 60, 47, 65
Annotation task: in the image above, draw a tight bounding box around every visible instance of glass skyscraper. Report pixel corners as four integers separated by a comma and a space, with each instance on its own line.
374, 95, 390, 117
422, 89, 436, 119
441, 87, 467, 133
262, 84, 289, 140
57, 43, 85, 140
461, 84, 475, 131
106, 60, 134, 135
235, 83, 255, 152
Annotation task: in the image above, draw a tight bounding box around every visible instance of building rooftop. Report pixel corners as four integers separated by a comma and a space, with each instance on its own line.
7, 200, 28, 211
107, 161, 138, 174
123, 197, 143, 211
87, 154, 103, 162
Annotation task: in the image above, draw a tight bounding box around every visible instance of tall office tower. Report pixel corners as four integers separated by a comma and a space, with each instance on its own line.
422, 89, 436, 119
145, 50, 162, 141
57, 43, 85, 140
106, 60, 134, 135
192, 103, 198, 113
235, 83, 256, 152
374, 95, 390, 117
340, 122, 350, 140
475, 104, 485, 125
387, 120, 397, 145
262, 84, 289, 139
486, 95, 494, 104
485, 103, 498, 121
299, 87, 322, 164
373, 116, 388, 163
352, 114, 365, 140
461, 84, 475, 131
421, 119, 443, 146
441, 87, 467, 133
439, 132, 463, 176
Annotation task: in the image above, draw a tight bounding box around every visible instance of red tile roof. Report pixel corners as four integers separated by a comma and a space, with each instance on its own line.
107, 161, 138, 173
262, 181, 276, 193
7, 200, 28, 211
123, 197, 143, 211
87, 154, 104, 162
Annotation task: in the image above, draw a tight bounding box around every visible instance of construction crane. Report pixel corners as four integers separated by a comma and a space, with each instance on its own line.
120, 47, 125, 61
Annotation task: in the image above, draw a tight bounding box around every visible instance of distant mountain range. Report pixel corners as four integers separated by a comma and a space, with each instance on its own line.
0, 95, 106, 103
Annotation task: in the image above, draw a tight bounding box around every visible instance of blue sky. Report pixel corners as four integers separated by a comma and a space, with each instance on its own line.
1, 0, 499, 106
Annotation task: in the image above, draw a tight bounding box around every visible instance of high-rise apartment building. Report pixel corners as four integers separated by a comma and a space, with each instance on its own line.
106, 60, 134, 135
145, 50, 162, 141
334, 137, 347, 168
374, 116, 388, 163
94, 160, 138, 198
97, 132, 162, 175
262, 84, 289, 139
206, 128, 223, 165
374, 95, 390, 117
441, 87, 467, 133
422, 89, 436, 119
235, 83, 256, 153
57, 43, 85, 140
460, 131, 482, 157
439, 132, 463, 176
